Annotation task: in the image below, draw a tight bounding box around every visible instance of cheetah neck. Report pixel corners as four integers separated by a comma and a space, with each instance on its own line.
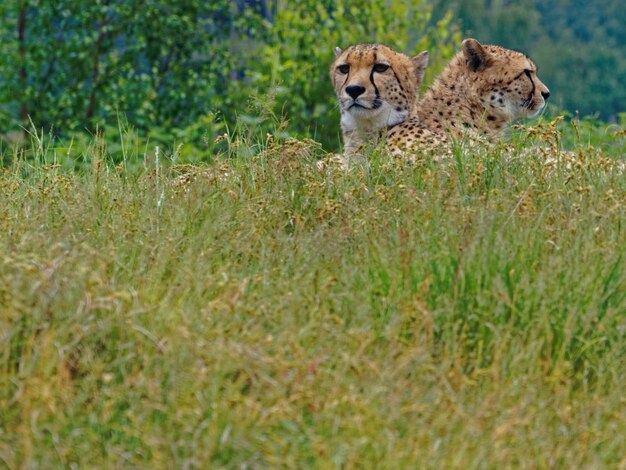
416, 62, 508, 140
340, 104, 408, 155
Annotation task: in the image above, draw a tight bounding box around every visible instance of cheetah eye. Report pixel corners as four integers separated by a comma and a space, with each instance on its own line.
337, 64, 350, 74
373, 64, 390, 73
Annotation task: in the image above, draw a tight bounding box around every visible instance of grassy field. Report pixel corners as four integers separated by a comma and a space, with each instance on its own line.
1, 125, 625, 469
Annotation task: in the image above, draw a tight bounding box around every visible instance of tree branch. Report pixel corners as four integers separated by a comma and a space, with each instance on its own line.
86, 2, 110, 122
18, 0, 28, 128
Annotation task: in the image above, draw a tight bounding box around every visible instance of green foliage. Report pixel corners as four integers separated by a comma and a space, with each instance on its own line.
0, 0, 460, 156
0, 1, 251, 143
1, 134, 625, 467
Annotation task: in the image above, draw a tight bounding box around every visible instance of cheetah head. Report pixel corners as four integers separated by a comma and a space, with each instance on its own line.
462, 38, 550, 121
331, 44, 429, 134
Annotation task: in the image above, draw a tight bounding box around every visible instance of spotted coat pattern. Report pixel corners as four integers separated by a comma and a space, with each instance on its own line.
386, 39, 550, 158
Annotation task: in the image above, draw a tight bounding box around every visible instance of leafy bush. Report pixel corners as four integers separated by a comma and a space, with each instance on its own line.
0, 0, 460, 161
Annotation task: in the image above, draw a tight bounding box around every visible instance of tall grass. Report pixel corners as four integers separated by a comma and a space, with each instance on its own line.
0, 124, 625, 468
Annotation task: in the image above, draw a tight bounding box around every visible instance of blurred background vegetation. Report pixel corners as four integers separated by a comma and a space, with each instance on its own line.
0, 0, 624, 160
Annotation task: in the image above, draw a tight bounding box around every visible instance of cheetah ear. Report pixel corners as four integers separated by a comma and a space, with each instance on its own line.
334, 47, 343, 58
411, 51, 429, 83
462, 38, 491, 72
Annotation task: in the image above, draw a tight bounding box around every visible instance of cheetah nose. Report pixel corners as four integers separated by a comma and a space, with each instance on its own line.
346, 85, 366, 99
541, 90, 550, 100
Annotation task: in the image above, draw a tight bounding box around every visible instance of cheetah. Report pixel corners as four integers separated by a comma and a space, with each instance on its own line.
330, 44, 429, 165
386, 38, 550, 157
